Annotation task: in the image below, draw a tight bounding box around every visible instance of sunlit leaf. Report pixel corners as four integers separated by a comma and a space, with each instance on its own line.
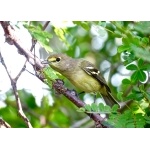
76, 107, 86, 112
84, 104, 92, 112
91, 103, 99, 112
134, 21, 150, 35
117, 92, 123, 101
131, 71, 138, 82
111, 104, 119, 113
131, 44, 150, 62
126, 64, 138, 70
122, 78, 131, 84
99, 103, 105, 112
118, 45, 130, 53
138, 70, 146, 82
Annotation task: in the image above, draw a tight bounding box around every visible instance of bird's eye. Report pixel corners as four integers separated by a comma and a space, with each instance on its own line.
56, 57, 61, 62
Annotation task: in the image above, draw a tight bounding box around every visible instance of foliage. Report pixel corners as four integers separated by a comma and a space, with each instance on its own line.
77, 103, 119, 114
1, 21, 150, 127
42, 66, 62, 88
23, 22, 53, 52
0, 89, 86, 127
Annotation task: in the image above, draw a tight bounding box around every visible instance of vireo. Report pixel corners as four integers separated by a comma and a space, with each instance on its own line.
42, 53, 120, 107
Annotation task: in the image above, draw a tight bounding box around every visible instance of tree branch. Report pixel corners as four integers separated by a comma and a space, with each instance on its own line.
0, 21, 43, 70
42, 21, 50, 30
0, 51, 32, 128
0, 118, 11, 128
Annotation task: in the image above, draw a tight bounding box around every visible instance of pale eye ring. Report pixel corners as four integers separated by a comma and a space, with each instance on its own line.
56, 57, 61, 62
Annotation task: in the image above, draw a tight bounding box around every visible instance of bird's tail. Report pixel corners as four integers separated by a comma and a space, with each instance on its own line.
101, 92, 120, 108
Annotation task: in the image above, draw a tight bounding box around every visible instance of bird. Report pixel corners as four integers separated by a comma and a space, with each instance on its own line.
42, 53, 120, 107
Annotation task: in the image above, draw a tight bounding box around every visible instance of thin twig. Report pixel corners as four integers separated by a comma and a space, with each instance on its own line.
14, 22, 51, 84
0, 21, 44, 70
0, 51, 32, 128
15, 60, 27, 81
0, 118, 11, 128
42, 21, 50, 30
33, 21, 50, 74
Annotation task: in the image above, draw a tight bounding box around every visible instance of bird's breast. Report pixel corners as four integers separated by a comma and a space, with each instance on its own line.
66, 70, 102, 93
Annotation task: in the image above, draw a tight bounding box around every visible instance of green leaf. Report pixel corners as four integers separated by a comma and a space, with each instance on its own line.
130, 70, 146, 83
141, 37, 149, 45
137, 58, 144, 68
114, 30, 122, 38
138, 70, 146, 82
80, 22, 90, 30
54, 27, 70, 48
139, 84, 144, 91
132, 86, 140, 92
77, 107, 86, 112
42, 67, 61, 88
130, 44, 150, 62
99, 103, 105, 111
145, 116, 150, 124
140, 64, 150, 71
123, 52, 136, 66
84, 104, 92, 112
24, 24, 53, 52
117, 92, 123, 101
132, 37, 140, 46
135, 93, 144, 101
98, 21, 106, 27
18, 90, 38, 109
131, 71, 138, 82
41, 96, 50, 111
126, 93, 136, 100
134, 21, 150, 35
122, 37, 130, 45
145, 93, 150, 100
104, 105, 111, 113
43, 67, 60, 80
134, 113, 145, 128
126, 64, 138, 70
111, 104, 119, 113
38, 40, 53, 52
91, 103, 98, 112
73, 21, 90, 30
118, 45, 130, 53
122, 78, 131, 84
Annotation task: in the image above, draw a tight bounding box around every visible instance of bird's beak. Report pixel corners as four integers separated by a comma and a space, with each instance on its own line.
41, 60, 49, 64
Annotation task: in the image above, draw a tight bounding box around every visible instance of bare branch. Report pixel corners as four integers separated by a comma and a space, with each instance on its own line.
0, 51, 32, 128
15, 60, 27, 81
0, 119, 11, 128
0, 21, 44, 70
42, 21, 50, 30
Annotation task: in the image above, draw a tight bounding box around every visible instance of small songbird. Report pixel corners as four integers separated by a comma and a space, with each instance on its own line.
42, 53, 120, 107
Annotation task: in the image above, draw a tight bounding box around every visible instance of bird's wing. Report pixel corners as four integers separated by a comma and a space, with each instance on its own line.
80, 60, 111, 93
